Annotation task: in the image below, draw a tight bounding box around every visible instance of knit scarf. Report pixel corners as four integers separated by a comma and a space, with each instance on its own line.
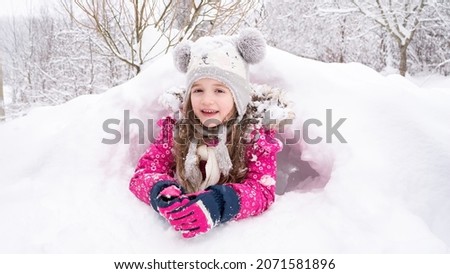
184, 123, 233, 191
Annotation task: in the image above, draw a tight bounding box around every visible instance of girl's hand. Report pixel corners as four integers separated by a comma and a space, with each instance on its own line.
150, 181, 184, 212
156, 185, 192, 219
164, 190, 220, 238
158, 185, 183, 201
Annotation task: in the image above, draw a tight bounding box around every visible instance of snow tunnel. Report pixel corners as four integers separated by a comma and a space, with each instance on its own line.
274, 126, 334, 195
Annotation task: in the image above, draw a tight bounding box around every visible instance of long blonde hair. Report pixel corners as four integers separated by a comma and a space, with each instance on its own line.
173, 96, 255, 193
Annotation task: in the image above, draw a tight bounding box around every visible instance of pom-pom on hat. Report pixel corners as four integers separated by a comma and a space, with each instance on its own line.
173, 28, 266, 121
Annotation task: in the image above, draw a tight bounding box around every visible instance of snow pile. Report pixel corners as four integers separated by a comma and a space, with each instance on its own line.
0, 46, 449, 253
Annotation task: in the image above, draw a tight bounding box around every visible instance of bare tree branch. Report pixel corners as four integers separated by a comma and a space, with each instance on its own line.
61, 0, 259, 75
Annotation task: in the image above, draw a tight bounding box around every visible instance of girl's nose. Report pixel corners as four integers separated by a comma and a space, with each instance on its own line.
201, 92, 214, 105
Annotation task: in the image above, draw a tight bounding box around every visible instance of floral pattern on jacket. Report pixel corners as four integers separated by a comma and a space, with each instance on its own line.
129, 116, 282, 220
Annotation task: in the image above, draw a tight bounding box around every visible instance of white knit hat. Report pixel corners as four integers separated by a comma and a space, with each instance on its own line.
173, 28, 266, 121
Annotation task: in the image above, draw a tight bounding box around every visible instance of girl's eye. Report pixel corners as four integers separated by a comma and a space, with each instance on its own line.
216, 89, 225, 93
192, 89, 203, 93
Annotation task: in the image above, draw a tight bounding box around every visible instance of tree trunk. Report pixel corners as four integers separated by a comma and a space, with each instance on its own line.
399, 43, 408, 76
0, 62, 5, 121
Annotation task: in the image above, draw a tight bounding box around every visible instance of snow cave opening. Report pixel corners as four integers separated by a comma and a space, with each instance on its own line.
275, 133, 332, 195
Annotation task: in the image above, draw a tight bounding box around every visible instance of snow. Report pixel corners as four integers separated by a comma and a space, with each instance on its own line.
2, 85, 12, 105
0, 46, 450, 253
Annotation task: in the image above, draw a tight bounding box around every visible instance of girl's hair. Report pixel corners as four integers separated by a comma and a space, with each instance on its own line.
173, 96, 255, 193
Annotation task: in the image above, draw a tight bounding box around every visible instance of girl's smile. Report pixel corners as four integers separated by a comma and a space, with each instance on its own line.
190, 78, 235, 127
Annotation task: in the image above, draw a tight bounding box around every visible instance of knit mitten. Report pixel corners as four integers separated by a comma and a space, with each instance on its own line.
164, 185, 239, 238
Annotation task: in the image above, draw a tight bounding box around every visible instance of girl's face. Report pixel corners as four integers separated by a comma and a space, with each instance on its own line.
190, 78, 235, 128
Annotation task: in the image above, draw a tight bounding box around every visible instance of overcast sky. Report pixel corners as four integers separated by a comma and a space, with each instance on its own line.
0, 0, 57, 17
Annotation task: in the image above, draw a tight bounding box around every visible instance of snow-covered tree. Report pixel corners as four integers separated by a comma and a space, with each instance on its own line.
0, 60, 4, 122
409, 1, 450, 75
262, 0, 379, 66
262, 0, 449, 76
0, 5, 131, 119
350, 0, 446, 76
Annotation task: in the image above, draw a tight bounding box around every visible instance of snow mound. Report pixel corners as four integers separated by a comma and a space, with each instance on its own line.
0, 47, 449, 253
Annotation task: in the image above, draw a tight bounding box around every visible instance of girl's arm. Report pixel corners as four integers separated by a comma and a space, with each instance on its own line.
129, 117, 176, 205
227, 128, 282, 220
149, 126, 282, 238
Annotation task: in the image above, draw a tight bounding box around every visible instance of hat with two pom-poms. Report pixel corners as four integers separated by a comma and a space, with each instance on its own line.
173, 28, 266, 121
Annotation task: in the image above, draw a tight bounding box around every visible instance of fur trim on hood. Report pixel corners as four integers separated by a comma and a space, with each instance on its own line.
158, 83, 295, 130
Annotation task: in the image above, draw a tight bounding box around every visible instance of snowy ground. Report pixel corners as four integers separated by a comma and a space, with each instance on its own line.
0, 47, 449, 253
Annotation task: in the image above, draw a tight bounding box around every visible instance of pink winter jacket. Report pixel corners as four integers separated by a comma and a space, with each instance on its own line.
129, 116, 282, 220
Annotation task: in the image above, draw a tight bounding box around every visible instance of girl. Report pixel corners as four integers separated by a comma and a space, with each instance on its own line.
130, 28, 286, 238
